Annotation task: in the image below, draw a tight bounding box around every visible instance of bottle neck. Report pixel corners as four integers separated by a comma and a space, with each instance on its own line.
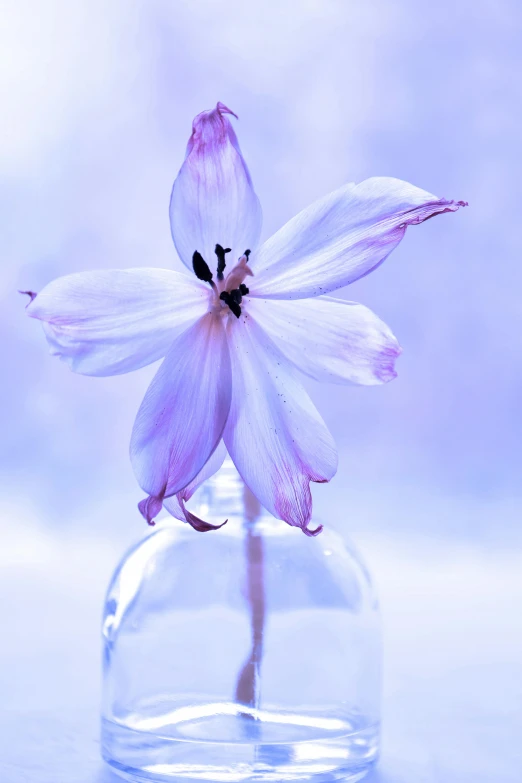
193, 457, 247, 520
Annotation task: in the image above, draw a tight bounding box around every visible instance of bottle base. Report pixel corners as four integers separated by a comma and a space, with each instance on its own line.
101, 703, 379, 783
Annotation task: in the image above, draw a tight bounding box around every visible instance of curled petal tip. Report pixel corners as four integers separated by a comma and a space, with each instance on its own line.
303, 523, 323, 537
19, 290, 37, 307
216, 101, 238, 120
409, 197, 468, 225
190, 102, 238, 143
439, 198, 468, 208
185, 509, 228, 533
138, 494, 164, 526
442, 198, 468, 211
163, 487, 228, 532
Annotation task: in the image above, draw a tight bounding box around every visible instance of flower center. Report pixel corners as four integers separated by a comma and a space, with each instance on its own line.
192, 245, 253, 318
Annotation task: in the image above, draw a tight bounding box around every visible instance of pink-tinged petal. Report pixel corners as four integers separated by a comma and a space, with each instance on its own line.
251, 177, 467, 299
26, 269, 208, 376
223, 315, 337, 534
169, 102, 262, 272
162, 493, 228, 532
162, 440, 228, 531
248, 295, 401, 385
131, 314, 232, 516
138, 494, 163, 527
180, 507, 228, 532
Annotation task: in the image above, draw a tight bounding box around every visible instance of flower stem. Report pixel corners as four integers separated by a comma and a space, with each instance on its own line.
234, 485, 265, 716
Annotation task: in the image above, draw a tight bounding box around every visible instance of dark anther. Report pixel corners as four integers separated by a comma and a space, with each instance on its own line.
244, 249, 251, 258
230, 288, 242, 305
192, 251, 213, 283
229, 300, 242, 318
239, 284, 249, 296
215, 244, 231, 280
219, 290, 241, 318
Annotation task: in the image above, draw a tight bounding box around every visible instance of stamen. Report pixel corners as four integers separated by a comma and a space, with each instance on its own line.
220, 291, 241, 318
244, 249, 251, 258
239, 284, 249, 296
224, 255, 253, 292
192, 251, 214, 284
215, 244, 231, 280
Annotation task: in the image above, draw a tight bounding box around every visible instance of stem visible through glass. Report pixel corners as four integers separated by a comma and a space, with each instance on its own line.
234, 484, 265, 716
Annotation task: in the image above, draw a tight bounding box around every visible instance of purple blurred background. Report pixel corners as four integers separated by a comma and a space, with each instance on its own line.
1, 1, 521, 781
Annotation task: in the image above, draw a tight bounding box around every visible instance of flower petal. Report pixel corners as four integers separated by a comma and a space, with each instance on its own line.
223, 315, 337, 534
169, 102, 262, 273
248, 295, 401, 385
251, 177, 467, 299
162, 440, 228, 531
26, 268, 208, 376
162, 495, 228, 533
131, 313, 232, 516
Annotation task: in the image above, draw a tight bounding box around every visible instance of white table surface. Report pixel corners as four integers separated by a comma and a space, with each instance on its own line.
1, 525, 521, 783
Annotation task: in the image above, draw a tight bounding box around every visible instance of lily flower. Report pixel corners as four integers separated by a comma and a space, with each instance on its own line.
26, 102, 466, 536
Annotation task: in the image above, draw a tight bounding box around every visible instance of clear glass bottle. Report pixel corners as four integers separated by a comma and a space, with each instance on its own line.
101, 460, 381, 782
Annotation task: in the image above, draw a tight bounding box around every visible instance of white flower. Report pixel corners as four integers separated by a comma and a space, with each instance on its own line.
26, 103, 466, 535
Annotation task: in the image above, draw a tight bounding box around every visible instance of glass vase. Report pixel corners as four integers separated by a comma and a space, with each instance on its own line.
101, 460, 382, 782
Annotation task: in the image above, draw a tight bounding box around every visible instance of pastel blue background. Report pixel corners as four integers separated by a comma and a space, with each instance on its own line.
1, 1, 521, 781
